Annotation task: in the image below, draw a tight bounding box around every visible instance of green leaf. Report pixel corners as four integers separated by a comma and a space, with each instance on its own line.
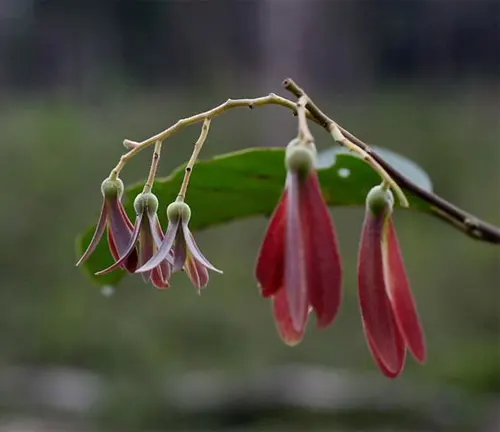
317, 145, 433, 192
76, 147, 431, 287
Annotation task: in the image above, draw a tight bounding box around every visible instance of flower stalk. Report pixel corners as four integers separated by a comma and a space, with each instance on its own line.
143, 140, 163, 194
178, 118, 211, 201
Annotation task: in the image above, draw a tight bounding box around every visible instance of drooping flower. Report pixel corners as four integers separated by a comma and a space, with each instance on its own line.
358, 185, 427, 378
135, 200, 222, 290
76, 177, 138, 273
255, 139, 342, 344
94, 192, 172, 289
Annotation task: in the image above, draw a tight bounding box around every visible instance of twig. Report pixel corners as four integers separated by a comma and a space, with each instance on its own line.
297, 95, 408, 206
110, 79, 499, 244
143, 140, 162, 193
178, 118, 211, 201
283, 78, 500, 244
296, 96, 314, 144
111, 93, 318, 178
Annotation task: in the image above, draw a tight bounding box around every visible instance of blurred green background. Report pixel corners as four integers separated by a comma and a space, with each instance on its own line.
0, 1, 499, 431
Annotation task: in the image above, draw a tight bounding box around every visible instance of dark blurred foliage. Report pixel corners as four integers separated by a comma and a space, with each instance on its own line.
0, 1, 499, 431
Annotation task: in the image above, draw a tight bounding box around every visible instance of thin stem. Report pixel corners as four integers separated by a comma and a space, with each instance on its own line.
330, 122, 409, 208
381, 180, 391, 191
296, 96, 314, 145
283, 77, 500, 244
295, 85, 408, 207
123, 139, 139, 150
178, 118, 212, 201
294, 85, 407, 207
111, 93, 318, 179
143, 140, 162, 193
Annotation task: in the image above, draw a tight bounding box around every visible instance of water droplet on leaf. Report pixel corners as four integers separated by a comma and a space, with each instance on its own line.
101, 285, 115, 297
338, 168, 351, 178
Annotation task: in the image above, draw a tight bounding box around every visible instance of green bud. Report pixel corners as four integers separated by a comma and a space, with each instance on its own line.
285, 139, 316, 174
167, 200, 191, 223
366, 185, 394, 216
134, 192, 159, 215
101, 177, 124, 199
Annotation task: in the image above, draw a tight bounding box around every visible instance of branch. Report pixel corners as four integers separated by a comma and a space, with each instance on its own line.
112, 93, 319, 178
114, 78, 499, 244
283, 78, 500, 244
328, 104, 409, 208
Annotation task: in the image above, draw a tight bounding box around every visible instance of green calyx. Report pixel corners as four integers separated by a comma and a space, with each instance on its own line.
101, 177, 124, 199
167, 200, 191, 223
366, 184, 394, 216
285, 138, 317, 175
134, 192, 159, 215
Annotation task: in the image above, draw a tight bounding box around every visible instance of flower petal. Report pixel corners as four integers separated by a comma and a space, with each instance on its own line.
159, 257, 172, 282
183, 224, 223, 274
136, 218, 180, 273
184, 254, 210, 291
152, 215, 174, 266
383, 218, 427, 363
118, 200, 139, 273
285, 172, 308, 333
364, 323, 406, 378
95, 214, 143, 275
255, 192, 287, 297
272, 287, 309, 346
195, 260, 210, 288
76, 200, 107, 266
107, 198, 134, 254
150, 213, 164, 245
358, 209, 403, 374
173, 228, 187, 272
184, 255, 201, 289
139, 216, 155, 282
124, 250, 139, 273
108, 230, 138, 273
107, 229, 119, 261
119, 199, 135, 231
151, 267, 170, 289
300, 173, 342, 328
